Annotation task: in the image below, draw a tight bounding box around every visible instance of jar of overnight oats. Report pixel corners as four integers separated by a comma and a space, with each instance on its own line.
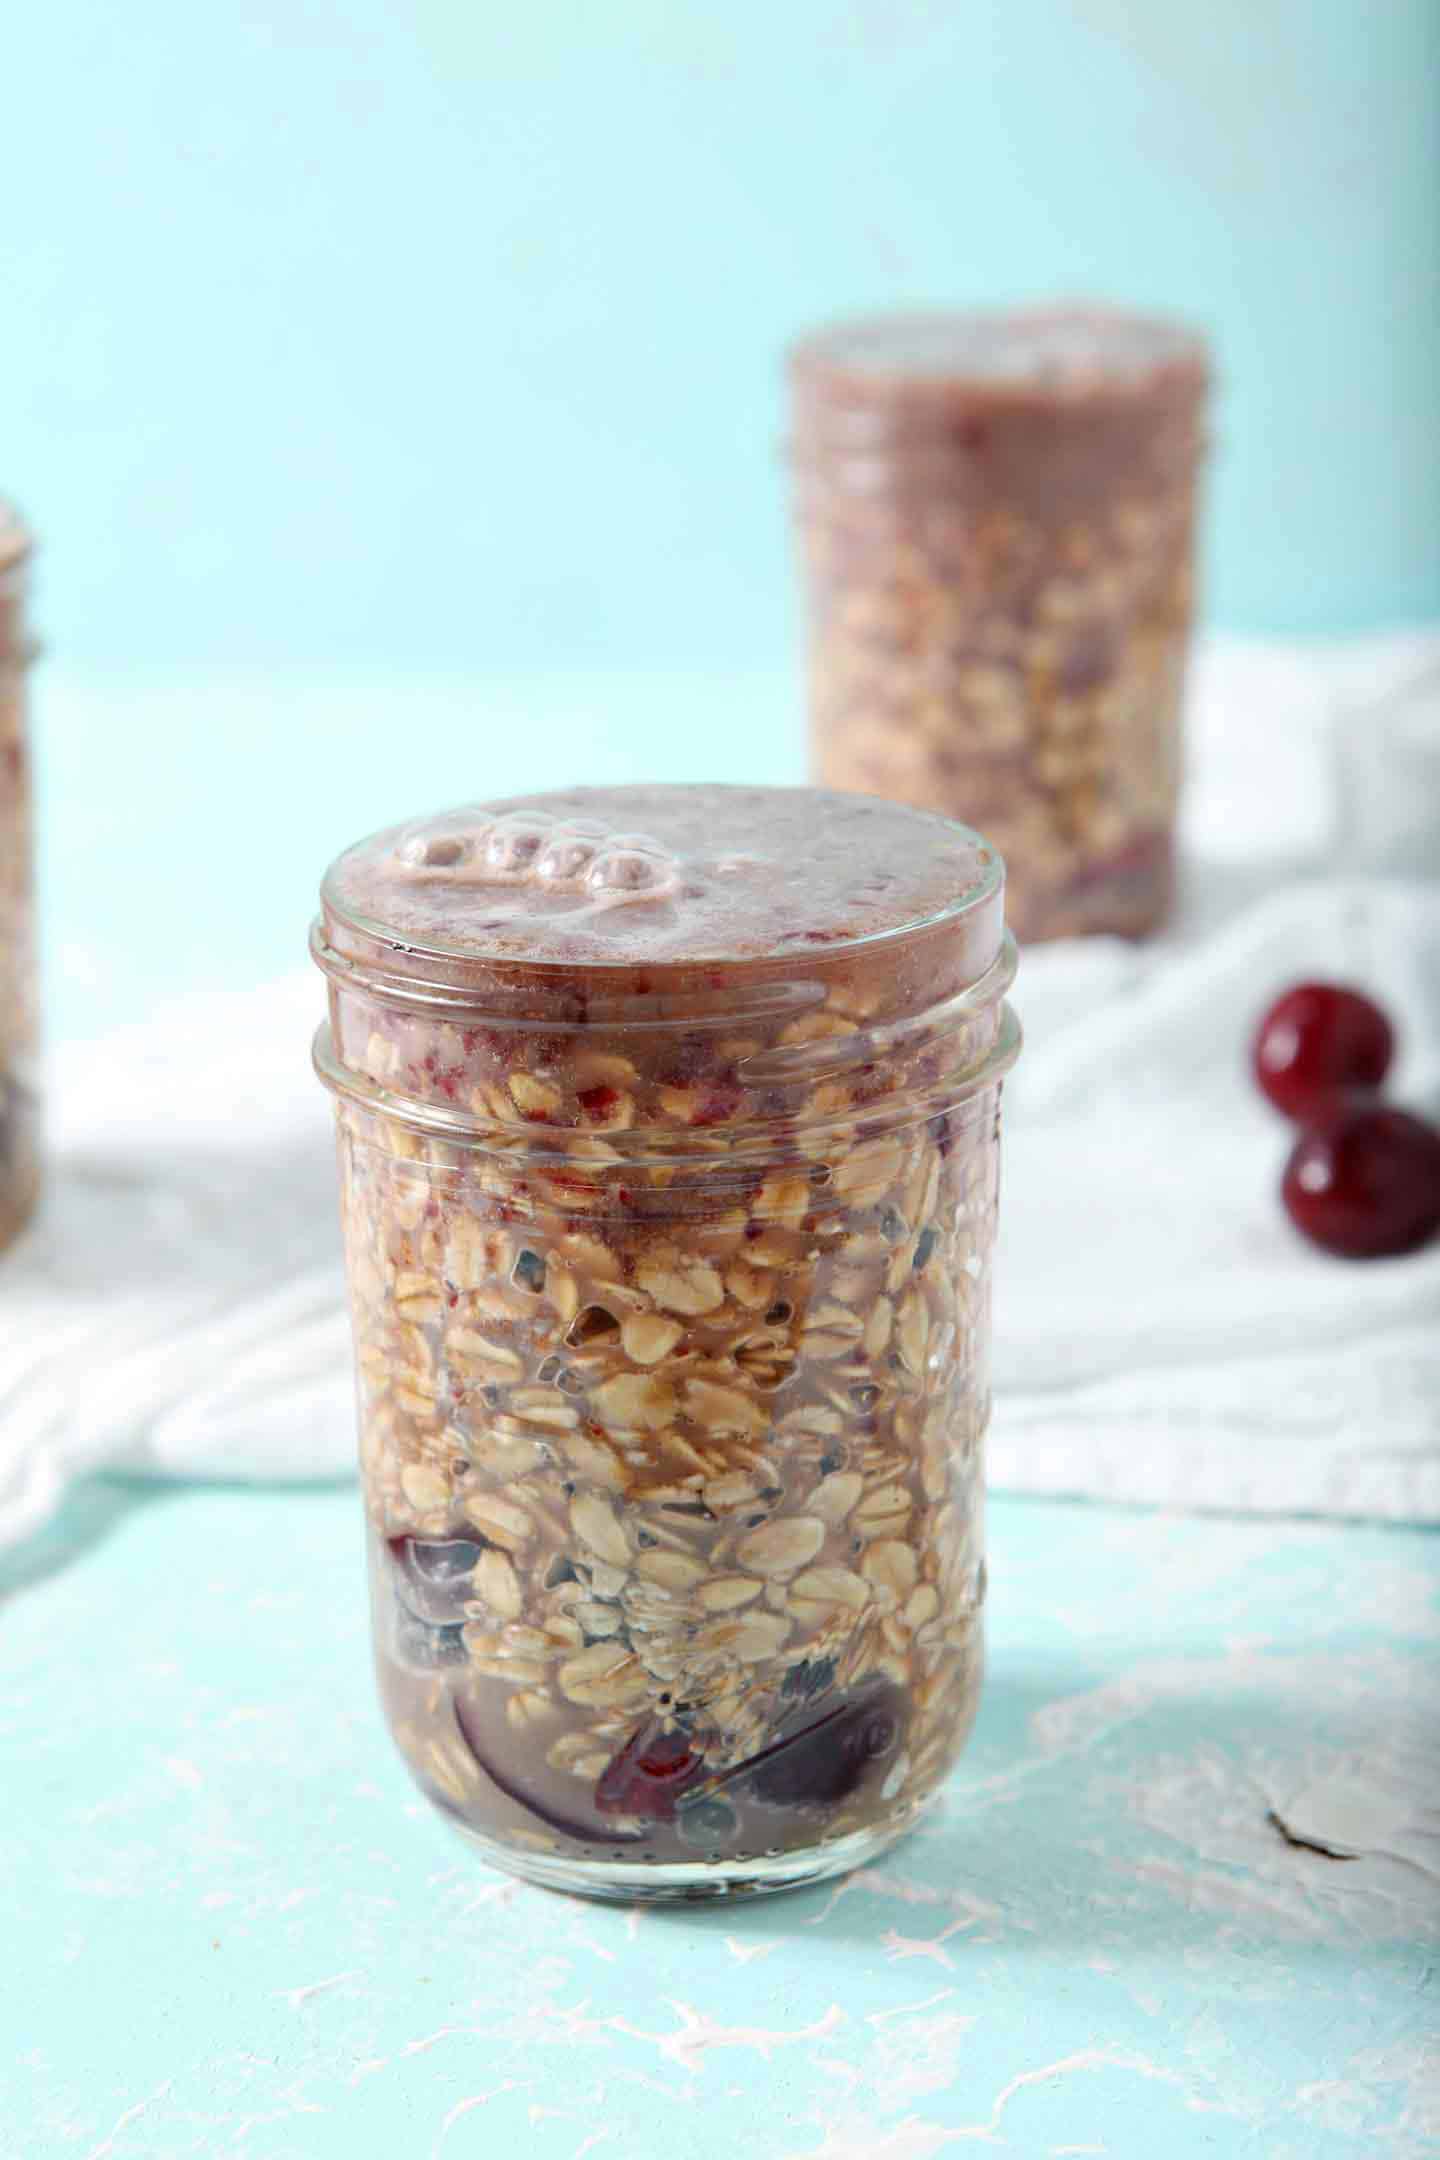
0, 502, 39, 1255
313, 785, 1019, 1900
789, 306, 1210, 944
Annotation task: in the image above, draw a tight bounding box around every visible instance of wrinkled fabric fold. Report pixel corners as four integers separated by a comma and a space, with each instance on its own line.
2, 640, 1437, 1545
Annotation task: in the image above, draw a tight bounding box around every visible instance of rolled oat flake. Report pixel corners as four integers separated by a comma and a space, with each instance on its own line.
313, 783, 1019, 1900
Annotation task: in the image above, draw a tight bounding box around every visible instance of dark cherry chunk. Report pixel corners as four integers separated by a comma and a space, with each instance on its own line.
595, 1721, 703, 1822
452, 1695, 643, 1845
1281, 1102, 1440, 1259
577, 1083, 620, 1122
740, 1681, 906, 1811
687, 1082, 743, 1126
1253, 983, 1395, 1122
388, 1535, 484, 1626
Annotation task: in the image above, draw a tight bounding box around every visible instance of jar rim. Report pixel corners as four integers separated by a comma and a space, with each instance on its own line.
312, 960, 1021, 1158
0, 502, 33, 574
318, 784, 1006, 990
788, 304, 1210, 403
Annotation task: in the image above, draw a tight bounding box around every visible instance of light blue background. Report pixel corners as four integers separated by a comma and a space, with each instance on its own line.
7, 20, 1440, 2148
3, 0, 1439, 678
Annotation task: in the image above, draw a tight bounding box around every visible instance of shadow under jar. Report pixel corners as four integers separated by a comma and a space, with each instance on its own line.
789, 306, 1210, 944
313, 785, 1020, 1901
0, 501, 39, 1253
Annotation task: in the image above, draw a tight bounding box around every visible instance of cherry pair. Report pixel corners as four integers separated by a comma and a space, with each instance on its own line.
1252, 984, 1440, 1259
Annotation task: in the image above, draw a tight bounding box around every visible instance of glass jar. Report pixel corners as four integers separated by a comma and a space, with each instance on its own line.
789, 306, 1210, 944
0, 502, 38, 1254
313, 786, 1019, 1901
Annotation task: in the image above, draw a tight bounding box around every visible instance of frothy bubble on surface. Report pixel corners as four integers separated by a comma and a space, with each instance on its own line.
327, 785, 996, 968
534, 820, 608, 882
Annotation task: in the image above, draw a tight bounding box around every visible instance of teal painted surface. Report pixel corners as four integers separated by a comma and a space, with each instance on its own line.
3, 1486, 1436, 2156
2, 0, 1438, 685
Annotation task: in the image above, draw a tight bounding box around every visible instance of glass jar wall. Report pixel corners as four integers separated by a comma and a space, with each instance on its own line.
789, 307, 1209, 944
314, 785, 1019, 1900
0, 504, 38, 1254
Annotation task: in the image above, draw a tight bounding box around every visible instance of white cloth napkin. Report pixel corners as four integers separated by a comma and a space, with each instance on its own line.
0, 975, 353, 1547
993, 877, 1440, 1518
2, 640, 1437, 1546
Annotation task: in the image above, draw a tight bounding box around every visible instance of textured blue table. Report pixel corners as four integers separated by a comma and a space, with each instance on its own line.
8, 664, 1438, 2155
4, 1481, 1436, 2159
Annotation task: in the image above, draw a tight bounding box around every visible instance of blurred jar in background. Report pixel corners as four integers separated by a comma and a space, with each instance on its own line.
0, 501, 38, 1252
788, 307, 1210, 943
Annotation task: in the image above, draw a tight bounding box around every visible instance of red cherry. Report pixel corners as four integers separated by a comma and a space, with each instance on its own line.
1252, 983, 1394, 1121
577, 1083, 620, 1122
1281, 1103, 1440, 1258
594, 1722, 702, 1821
689, 1082, 743, 1127
451, 1697, 642, 1846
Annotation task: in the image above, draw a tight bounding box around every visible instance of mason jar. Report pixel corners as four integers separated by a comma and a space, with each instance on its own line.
0, 502, 38, 1254
789, 306, 1210, 944
313, 785, 1019, 1900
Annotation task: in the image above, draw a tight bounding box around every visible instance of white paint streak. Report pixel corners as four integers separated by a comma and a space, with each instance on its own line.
1293, 2078, 1376, 2134
881, 1917, 977, 1967
950, 2047, 1220, 2140
791, 2045, 1230, 2158
569, 1926, 617, 1965
276, 1970, 359, 2009
460, 1879, 519, 1915
614, 2000, 846, 2069
163, 1756, 202, 1790
404, 2025, 484, 2058
1124, 1853, 1328, 1936
84, 2082, 173, 2160
867, 1990, 958, 2026
808, 1868, 1008, 1931
528, 1997, 615, 2047
1066, 1680, 1440, 1944
723, 1935, 778, 1964
432, 2084, 523, 2159
875, 2011, 980, 2105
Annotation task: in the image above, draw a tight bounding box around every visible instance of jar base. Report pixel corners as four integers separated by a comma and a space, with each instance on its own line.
437, 1808, 931, 1904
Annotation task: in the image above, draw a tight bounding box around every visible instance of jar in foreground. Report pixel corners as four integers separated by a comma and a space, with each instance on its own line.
789, 306, 1210, 944
313, 785, 1019, 1900
0, 502, 38, 1254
